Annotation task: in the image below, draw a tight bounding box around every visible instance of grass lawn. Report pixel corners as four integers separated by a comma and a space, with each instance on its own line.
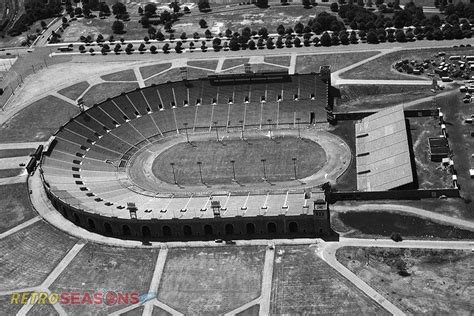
187, 59, 218, 70
0, 295, 23, 316
222, 58, 249, 70
51, 244, 159, 315
0, 95, 79, 142
144, 68, 183, 86
236, 304, 259, 316
0, 168, 23, 178
139, 63, 172, 80
271, 245, 389, 315
82, 82, 139, 106
0, 148, 34, 158
336, 247, 473, 315
340, 47, 474, 80
408, 116, 452, 189
334, 211, 474, 239
336, 85, 436, 111
121, 305, 145, 316
296, 51, 380, 74
100, 69, 137, 81
0, 183, 35, 233
187, 67, 216, 79
158, 246, 265, 315
57, 81, 90, 101
264, 56, 291, 67
0, 221, 77, 291
152, 136, 327, 185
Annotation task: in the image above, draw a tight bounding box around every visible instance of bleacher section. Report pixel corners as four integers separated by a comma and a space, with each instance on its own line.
41, 73, 330, 223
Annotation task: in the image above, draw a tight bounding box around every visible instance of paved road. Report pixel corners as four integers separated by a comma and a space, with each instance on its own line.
335, 79, 431, 85
332, 203, 474, 231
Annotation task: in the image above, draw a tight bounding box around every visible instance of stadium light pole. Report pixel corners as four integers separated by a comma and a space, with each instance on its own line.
183, 122, 190, 143
230, 160, 236, 182
214, 121, 219, 142
292, 157, 297, 180
239, 120, 244, 140
197, 161, 203, 184
170, 162, 177, 184
296, 118, 301, 138
261, 159, 267, 181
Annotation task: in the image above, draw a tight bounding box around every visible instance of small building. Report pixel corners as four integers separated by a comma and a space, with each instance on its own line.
428, 137, 450, 162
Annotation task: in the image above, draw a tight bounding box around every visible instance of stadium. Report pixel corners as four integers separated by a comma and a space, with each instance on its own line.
39, 67, 348, 241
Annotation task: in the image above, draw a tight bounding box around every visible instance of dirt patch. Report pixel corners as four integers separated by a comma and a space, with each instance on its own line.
336, 247, 473, 315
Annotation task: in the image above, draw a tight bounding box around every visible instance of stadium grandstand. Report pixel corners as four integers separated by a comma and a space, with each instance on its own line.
39, 70, 340, 241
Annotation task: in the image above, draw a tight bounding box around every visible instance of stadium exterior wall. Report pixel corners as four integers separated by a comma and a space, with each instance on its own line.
330, 188, 460, 201
44, 183, 338, 241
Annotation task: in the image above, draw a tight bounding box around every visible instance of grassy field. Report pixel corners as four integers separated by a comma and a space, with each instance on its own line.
340, 47, 474, 80
336, 247, 473, 315
0, 168, 23, 178
145, 68, 182, 86
0, 183, 35, 233
121, 305, 145, 316
296, 51, 379, 73
158, 246, 265, 315
222, 58, 249, 70
236, 304, 259, 316
187, 59, 218, 70
333, 210, 474, 239
57, 81, 90, 101
271, 245, 389, 315
264, 56, 291, 67
82, 82, 139, 106
0, 221, 77, 291
139, 63, 172, 80
408, 116, 453, 189
0, 295, 23, 316
0, 148, 34, 158
51, 244, 159, 315
336, 85, 436, 111
100, 69, 137, 82
0, 95, 79, 142
152, 136, 327, 185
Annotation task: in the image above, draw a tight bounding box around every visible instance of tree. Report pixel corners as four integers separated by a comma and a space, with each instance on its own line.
199, 19, 208, 28
294, 22, 304, 34
112, 2, 127, 16
256, 0, 269, 8
138, 6, 143, 15
200, 41, 207, 51
248, 39, 256, 49
276, 37, 284, 48
41, 20, 47, 28
258, 27, 268, 39
184, 6, 190, 14
320, 31, 331, 46
367, 30, 378, 43
198, 0, 211, 12
340, 32, 349, 44
285, 37, 293, 47
79, 45, 85, 52
96, 34, 104, 43
138, 43, 146, 53
74, 7, 82, 16
144, 3, 157, 17
302, 0, 312, 8
330, 2, 339, 12
294, 37, 302, 47
112, 20, 125, 34
205, 29, 212, 38
229, 37, 240, 50
162, 43, 170, 53
266, 37, 274, 49
277, 24, 285, 35
395, 29, 406, 42
156, 31, 165, 41
150, 45, 157, 54
169, 2, 180, 13
349, 30, 358, 43
175, 41, 183, 53
99, 2, 110, 16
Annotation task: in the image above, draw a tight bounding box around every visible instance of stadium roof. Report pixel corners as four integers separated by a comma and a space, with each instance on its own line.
355, 105, 413, 191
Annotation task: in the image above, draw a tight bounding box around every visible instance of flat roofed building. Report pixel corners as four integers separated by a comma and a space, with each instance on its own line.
355, 105, 413, 191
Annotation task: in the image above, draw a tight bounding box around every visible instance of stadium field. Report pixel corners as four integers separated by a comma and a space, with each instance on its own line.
152, 136, 327, 185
